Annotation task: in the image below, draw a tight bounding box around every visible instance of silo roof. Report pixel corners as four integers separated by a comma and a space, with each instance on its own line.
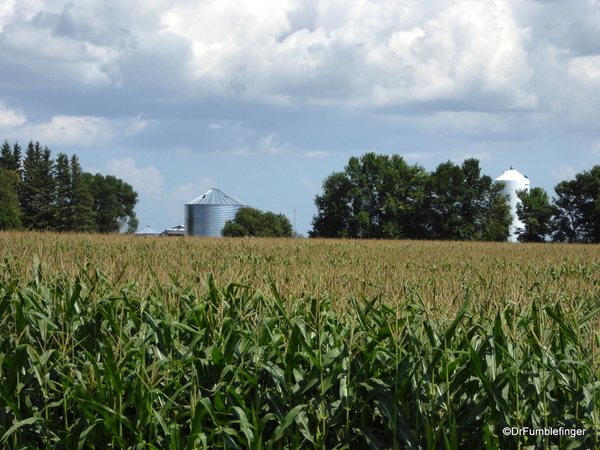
186, 188, 244, 206
135, 225, 161, 235
494, 167, 529, 182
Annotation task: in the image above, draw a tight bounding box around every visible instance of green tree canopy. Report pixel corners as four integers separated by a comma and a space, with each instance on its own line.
0, 168, 21, 230
311, 154, 510, 241
20, 141, 55, 230
425, 159, 511, 241
52, 154, 96, 232
0, 140, 22, 174
1, 139, 139, 234
68, 155, 96, 232
552, 166, 600, 243
222, 207, 292, 237
83, 173, 139, 234
310, 153, 429, 239
516, 187, 556, 243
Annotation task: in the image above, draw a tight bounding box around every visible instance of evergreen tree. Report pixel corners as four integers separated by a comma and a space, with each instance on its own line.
69, 155, 95, 232
20, 141, 55, 230
52, 153, 71, 231
0, 168, 21, 230
0, 140, 22, 174
1, 140, 138, 233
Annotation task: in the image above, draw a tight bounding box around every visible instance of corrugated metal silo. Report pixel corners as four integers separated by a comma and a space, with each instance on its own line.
494, 167, 530, 242
185, 188, 245, 237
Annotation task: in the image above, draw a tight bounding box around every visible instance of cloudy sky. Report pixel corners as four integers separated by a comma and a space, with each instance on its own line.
1, 0, 599, 235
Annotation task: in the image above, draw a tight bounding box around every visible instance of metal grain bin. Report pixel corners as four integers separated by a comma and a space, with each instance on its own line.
185, 188, 245, 237
134, 225, 161, 236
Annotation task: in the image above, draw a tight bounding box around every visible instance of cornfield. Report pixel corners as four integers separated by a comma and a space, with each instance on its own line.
0, 232, 599, 449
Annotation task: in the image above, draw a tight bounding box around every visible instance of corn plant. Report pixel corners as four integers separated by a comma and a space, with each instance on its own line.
0, 248, 599, 449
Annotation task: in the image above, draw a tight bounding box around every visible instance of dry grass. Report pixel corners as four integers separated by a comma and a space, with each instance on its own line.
2, 231, 599, 313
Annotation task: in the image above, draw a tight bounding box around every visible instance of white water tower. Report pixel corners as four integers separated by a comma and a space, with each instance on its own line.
494, 167, 530, 242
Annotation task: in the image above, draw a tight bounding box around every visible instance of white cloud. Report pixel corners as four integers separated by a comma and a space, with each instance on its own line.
551, 165, 577, 182
302, 150, 330, 158
1, 19, 125, 85
104, 157, 165, 198
589, 140, 600, 161
382, 110, 532, 141
152, 0, 538, 111
461, 151, 492, 162
0, 102, 26, 127
402, 152, 434, 161
0, 0, 16, 29
298, 177, 320, 191
1, 0, 600, 142
169, 177, 215, 203
15, 115, 116, 146
258, 133, 288, 155
568, 55, 600, 97
3, 113, 149, 147
213, 130, 289, 156
124, 115, 150, 136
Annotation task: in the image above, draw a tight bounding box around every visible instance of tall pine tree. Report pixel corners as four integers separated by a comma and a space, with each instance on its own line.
0, 140, 22, 174
51, 154, 95, 232
52, 153, 71, 231
20, 141, 55, 230
68, 155, 95, 232
0, 168, 21, 230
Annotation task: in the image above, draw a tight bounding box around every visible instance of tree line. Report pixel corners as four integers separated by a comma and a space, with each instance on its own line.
0, 140, 139, 233
517, 166, 600, 243
310, 152, 600, 243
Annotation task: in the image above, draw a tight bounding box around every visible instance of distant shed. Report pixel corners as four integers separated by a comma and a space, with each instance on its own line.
160, 225, 185, 237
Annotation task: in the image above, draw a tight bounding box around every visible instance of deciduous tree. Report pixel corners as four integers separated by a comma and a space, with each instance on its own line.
515, 188, 556, 242
552, 166, 600, 243
425, 159, 511, 241
222, 207, 292, 237
83, 173, 138, 233
310, 153, 429, 238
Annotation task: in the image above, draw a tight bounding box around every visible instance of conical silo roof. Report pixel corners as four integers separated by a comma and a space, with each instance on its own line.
494, 167, 529, 182
135, 225, 161, 235
186, 188, 244, 206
